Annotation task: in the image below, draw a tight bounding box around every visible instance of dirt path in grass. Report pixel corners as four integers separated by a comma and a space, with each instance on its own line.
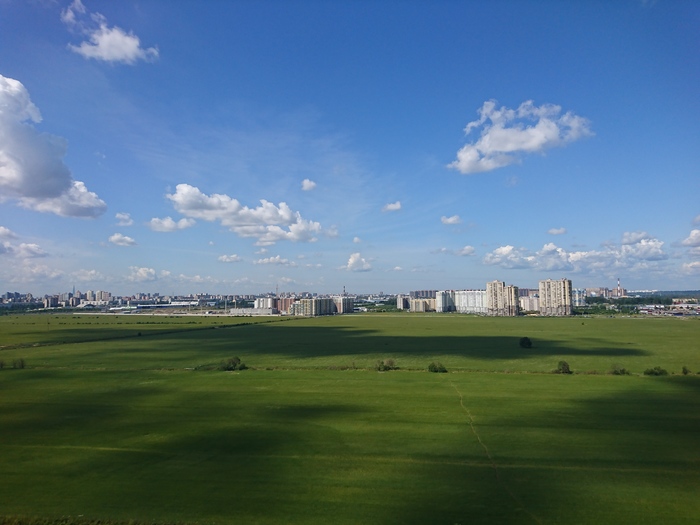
450, 381, 543, 525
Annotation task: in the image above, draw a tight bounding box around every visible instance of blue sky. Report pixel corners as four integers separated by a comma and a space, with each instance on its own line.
1, 0, 698, 296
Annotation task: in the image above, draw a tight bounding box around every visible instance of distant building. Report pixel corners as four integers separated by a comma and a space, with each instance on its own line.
539, 279, 573, 316
436, 290, 456, 312
396, 294, 409, 310
454, 290, 487, 314
409, 298, 436, 312
486, 281, 519, 316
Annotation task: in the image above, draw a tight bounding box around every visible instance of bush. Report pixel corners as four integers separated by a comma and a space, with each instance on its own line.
428, 362, 448, 373
610, 364, 630, 375
643, 366, 668, 376
376, 359, 397, 372
12, 358, 25, 369
218, 357, 247, 371
682, 366, 691, 376
519, 337, 533, 348
555, 360, 572, 374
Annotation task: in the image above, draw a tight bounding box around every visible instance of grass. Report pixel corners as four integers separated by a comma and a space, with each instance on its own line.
1, 313, 699, 524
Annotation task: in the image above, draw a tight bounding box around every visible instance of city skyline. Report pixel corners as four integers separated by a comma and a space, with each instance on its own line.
1, 1, 699, 296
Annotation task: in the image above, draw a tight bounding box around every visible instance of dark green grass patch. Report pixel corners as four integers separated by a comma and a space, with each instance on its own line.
1, 369, 699, 524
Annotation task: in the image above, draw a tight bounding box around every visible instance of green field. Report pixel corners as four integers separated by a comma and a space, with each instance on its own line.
1, 313, 699, 524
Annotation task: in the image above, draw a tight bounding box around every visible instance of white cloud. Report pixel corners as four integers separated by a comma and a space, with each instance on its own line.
342, 252, 372, 272
63, 1, 159, 65
693, 215, 700, 225
128, 266, 156, 282
167, 184, 322, 246
441, 215, 461, 225
681, 229, 700, 247
0, 75, 106, 218
148, 216, 196, 232
109, 233, 137, 246
457, 245, 476, 256
483, 245, 534, 269
382, 201, 401, 212
548, 227, 567, 235
72, 269, 104, 282
254, 255, 296, 266
301, 178, 316, 191
14, 243, 48, 258
2, 263, 63, 284
682, 261, 700, 274
353, 236, 361, 244
0, 226, 17, 239
621, 231, 651, 245
449, 99, 592, 174
483, 232, 669, 275
391, 266, 403, 271
116, 212, 133, 226
218, 254, 241, 263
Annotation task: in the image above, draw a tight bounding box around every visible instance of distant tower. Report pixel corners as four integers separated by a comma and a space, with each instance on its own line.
617, 278, 622, 298
343, 285, 346, 297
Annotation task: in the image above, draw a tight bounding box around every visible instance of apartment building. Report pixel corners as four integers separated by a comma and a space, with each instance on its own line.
539, 278, 573, 316
486, 280, 520, 316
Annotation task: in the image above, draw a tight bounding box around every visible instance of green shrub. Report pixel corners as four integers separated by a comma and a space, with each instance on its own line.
218, 357, 247, 371
610, 364, 630, 375
519, 337, 532, 348
682, 366, 691, 375
555, 360, 572, 374
428, 362, 448, 373
643, 366, 668, 376
376, 359, 397, 371
12, 358, 25, 369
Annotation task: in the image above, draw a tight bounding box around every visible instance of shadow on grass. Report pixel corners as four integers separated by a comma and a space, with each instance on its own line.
2, 372, 700, 524
164, 321, 650, 361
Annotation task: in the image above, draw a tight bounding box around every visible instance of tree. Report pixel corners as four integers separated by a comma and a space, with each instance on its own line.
428, 362, 448, 373
556, 361, 572, 374
519, 337, 532, 349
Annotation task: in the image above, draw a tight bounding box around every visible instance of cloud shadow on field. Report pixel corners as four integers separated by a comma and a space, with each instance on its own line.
171, 321, 650, 362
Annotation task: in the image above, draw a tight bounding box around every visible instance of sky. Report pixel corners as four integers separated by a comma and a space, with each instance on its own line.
0, 0, 699, 296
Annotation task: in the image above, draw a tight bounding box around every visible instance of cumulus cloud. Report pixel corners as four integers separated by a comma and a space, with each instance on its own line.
127, 266, 156, 282
301, 178, 316, 191
254, 255, 296, 266
682, 261, 700, 274
148, 216, 196, 232
115, 212, 133, 226
342, 252, 371, 272
0, 75, 106, 217
694, 215, 700, 225
14, 243, 48, 258
548, 227, 567, 235
457, 245, 476, 256
218, 254, 241, 263
441, 215, 461, 225
167, 184, 322, 246
483, 232, 669, 274
62, 0, 159, 65
353, 236, 361, 243
449, 99, 592, 174
2, 263, 63, 284
382, 201, 401, 212
109, 233, 137, 246
681, 229, 700, 247
72, 269, 104, 282
0, 226, 17, 239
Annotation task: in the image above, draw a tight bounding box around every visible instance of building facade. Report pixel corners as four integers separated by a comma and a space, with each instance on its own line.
486, 281, 520, 316
539, 278, 573, 316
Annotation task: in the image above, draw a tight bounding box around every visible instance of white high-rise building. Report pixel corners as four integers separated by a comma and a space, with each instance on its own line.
436, 290, 456, 312
454, 290, 487, 314
539, 279, 573, 316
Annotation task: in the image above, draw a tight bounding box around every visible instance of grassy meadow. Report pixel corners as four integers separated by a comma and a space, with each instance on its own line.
1, 312, 699, 524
